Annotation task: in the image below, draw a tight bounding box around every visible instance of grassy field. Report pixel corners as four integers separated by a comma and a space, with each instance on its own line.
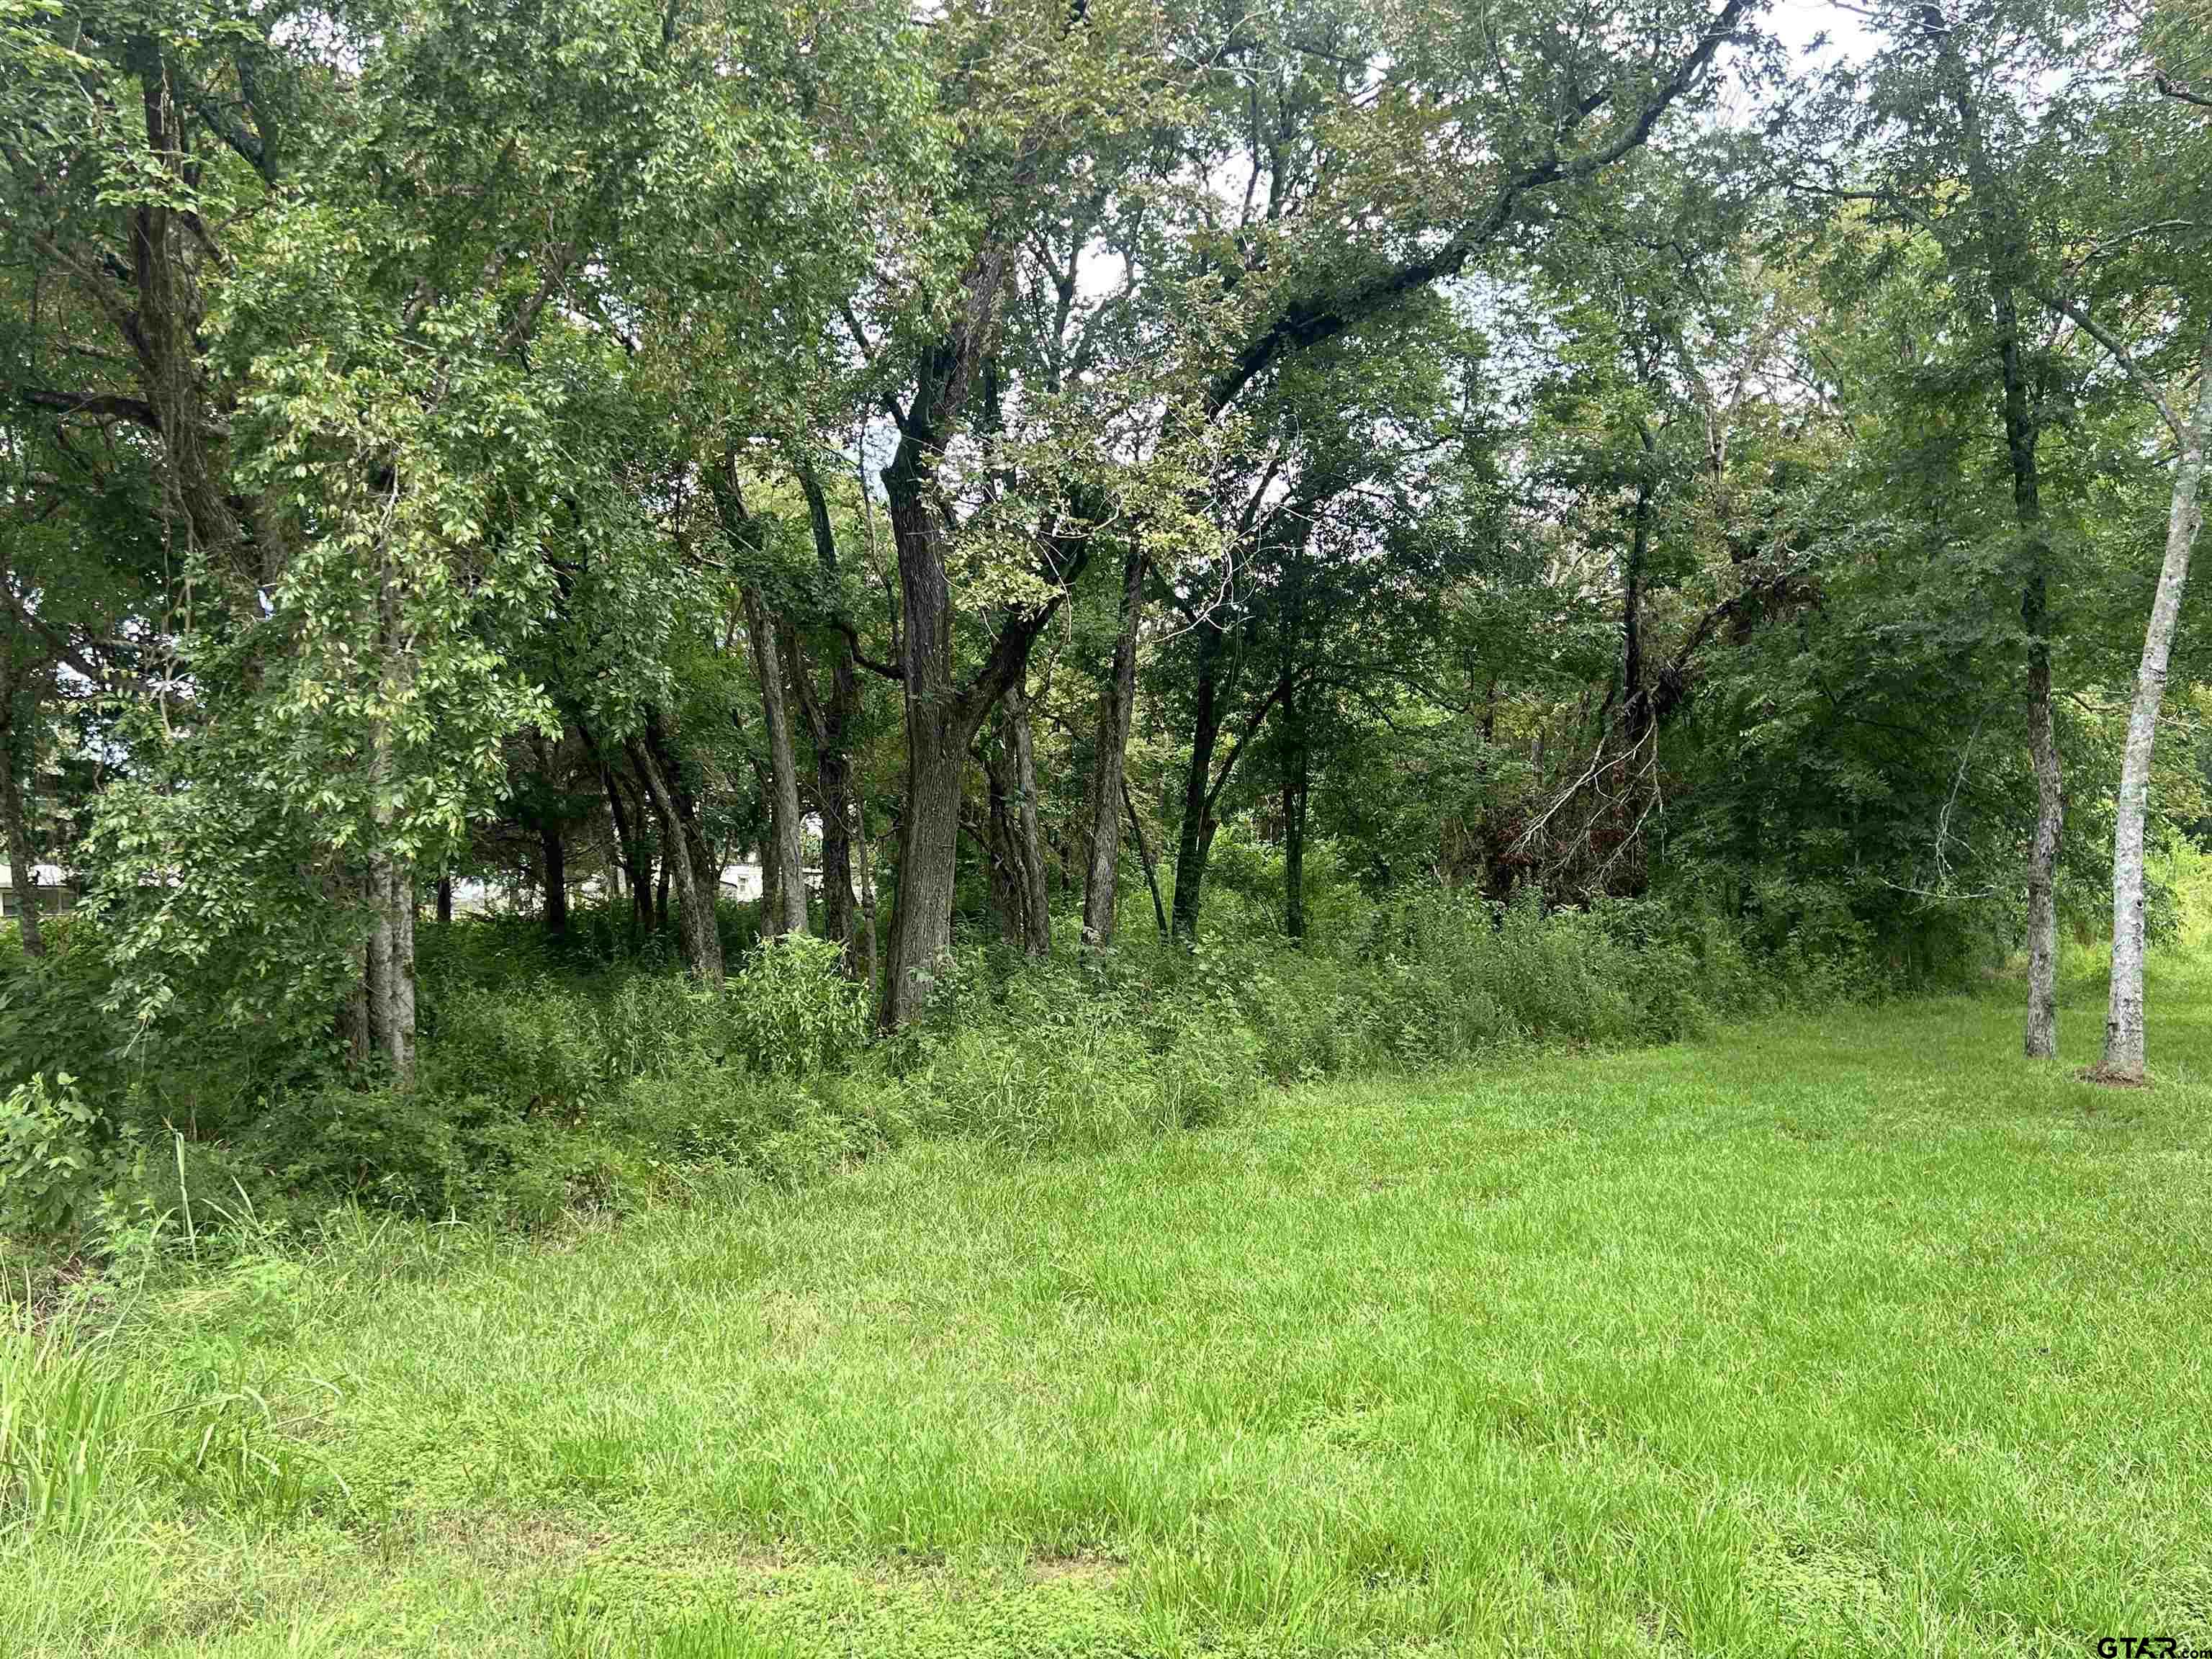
6, 962, 2212, 1657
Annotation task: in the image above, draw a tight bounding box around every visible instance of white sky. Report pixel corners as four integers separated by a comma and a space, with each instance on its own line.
1766, 0, 1879, 68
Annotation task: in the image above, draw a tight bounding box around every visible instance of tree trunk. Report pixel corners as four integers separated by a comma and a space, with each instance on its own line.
1622, 425, 1657, 745
1123, 775, 1169, 937
1282, 685, 1309, 943
1006, 680, 1051, 956
534, 736, 568, 936
341, 930, 370, 1067
883, 705, 966, 1026
2023, 613, 2063, 1060
580, 722, 652, 935
1926, 13, 2062, 1059
788, 626, 858, 965
436, 874, 453, 925
0, 703, 44, 959
2011, 298, 2062, 1060
876, 243, 1057, 1026
759, 833, 781, 935
2099, 331, 2212, 1082
540, 821, 567, 935
628, 723, 724, 986
855, 791, 881, 1006
1082, 545, 1144, 947
744, 589, 809, 938
364, 858, 416, 1083
1171, 621, 1228, 942
361, 565, 418, 1083
791, 464, 863, 976
604, 765, 652, 933
984, 732, 1028, 945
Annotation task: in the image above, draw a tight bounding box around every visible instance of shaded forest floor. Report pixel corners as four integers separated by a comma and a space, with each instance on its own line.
10, 959, 2212, 1657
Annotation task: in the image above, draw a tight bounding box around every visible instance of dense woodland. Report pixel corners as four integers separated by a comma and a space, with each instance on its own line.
3, 0, 2210, 1236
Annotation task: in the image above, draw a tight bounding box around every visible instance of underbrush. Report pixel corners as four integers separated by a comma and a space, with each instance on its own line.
1, 863, 1930, 1282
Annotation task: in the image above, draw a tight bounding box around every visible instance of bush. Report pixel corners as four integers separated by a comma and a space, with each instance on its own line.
606, 1064, 895, 1193
0, 1074, 106, 1238
724, 935, 870, 1076
415, 977, 606, 1121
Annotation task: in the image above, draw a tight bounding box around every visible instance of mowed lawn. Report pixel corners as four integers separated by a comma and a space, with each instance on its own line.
10, 967, 2212, 1658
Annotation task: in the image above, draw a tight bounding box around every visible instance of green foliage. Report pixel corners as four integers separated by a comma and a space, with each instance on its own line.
725, 935, 871, 1076
13, 977, 2212, 1653
0, 869, 1953, 1252
0, 1073, 104, 1237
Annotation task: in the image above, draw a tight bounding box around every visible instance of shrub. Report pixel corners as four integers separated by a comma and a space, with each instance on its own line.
608, 1066, 889, 1192
415, 978, 606, 1121
0, 1074, 106, 1238
597, 971, 716, 1082
895, 958, 1262, 1153
724, 935, 870, 1076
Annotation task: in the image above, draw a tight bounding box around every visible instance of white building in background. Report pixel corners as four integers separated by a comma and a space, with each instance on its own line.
0, 862, 73, 920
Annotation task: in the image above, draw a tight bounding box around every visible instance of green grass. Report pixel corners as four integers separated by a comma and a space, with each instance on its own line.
6, 961, 2212, 1657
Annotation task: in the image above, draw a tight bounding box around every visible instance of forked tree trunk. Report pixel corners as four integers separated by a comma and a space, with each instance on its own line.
877, 241, 1061, 1028
743, 590, 809, 938
878, 463, 1056, 1022
2099, 330, 2212, 1082
1082, 545, 1144, 947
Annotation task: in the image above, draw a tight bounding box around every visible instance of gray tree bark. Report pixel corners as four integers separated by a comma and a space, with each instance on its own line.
2099, 328, 2212, 1082
743, 589, 809, 938
1082, 546, 1144, 947
364, 858, 416, 1082
788, 462, 864, 967
1006, 680, 1051, 957
628, 725, 724, 986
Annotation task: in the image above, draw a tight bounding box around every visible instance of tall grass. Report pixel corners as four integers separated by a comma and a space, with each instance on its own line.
0, 1308, 127, 1543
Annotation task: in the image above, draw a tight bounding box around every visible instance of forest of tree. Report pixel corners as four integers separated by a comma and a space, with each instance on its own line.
3, 0, 2210, 1231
